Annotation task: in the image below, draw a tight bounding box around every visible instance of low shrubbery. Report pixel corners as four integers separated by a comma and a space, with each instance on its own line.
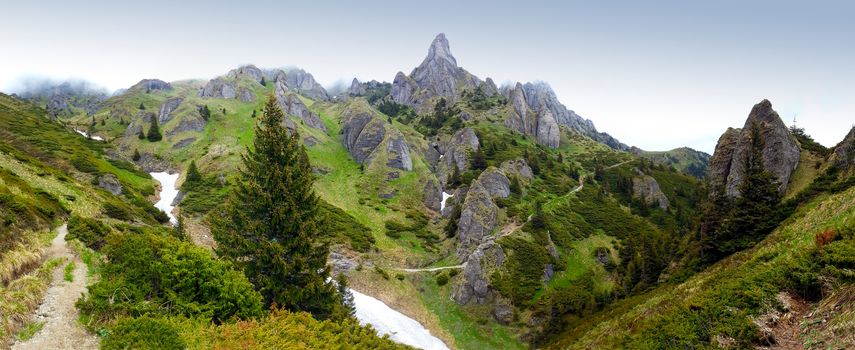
66, 215, 111, 250
77, 232, 263, 326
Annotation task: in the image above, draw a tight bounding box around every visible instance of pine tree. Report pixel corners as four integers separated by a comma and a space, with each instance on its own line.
138, 102, 145, 110
260, 76, 267, 87
137, 129, 145, 140
444, 204, 461, 238
185, 160, 202, 184
471, 147, 487, 170
199, 105, 211, 121
251, 110, 257, 118
132, 149, 141, 161
211, 95, 339, 320
147, 118, 162, 142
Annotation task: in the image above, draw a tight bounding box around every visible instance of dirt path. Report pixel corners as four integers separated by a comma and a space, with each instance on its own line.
605, 159, 632, 170
12, 224, 98, 350
396, 264, 466, 273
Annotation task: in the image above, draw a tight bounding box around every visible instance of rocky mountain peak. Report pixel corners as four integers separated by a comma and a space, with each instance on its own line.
708, 99, 800, 197
423, 33, 457, 68
227, 64, 264, 83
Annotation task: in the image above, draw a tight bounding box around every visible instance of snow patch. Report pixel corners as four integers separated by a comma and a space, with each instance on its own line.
352, 289, 449, 350
440, 192, 454, 212
74, 129, 104, 141
150, 172, 179, 225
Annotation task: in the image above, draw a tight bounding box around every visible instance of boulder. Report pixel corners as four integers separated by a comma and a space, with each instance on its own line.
97, 174, 122, 195
477, 168, 510, 199
833, 126, 855, 169
157, 97, 183, 124
456, 181, 499, 258
172, 137, 196, 149
452, 240, 505, 305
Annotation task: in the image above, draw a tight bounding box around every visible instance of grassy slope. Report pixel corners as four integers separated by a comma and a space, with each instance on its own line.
547, 184, 855, 349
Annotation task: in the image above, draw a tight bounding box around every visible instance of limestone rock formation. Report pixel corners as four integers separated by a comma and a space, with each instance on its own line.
833, 126, 855, 169
341, 108, 387, 165
166, 116, 206, 136
391, 72, 418, 106
504, 83, 560, 148
436, 127, 480, 185
452, 240, 505, 305
198, 78, 237, 99
423, 179, 442, 212
708, 100, 800, 197
157, 97, 183, 124
226, 64, 264, 83
385, 134, 413, 171
632, 174, 670, 209
274, 81, 326, 131
348, 78, 366, 96
277, 68, 329, 101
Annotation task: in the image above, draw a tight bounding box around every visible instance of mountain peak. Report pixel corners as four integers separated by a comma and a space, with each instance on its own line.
425, 33, 456, 67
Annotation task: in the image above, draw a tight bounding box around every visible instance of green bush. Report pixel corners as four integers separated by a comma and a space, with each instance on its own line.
70, 155, 99, 174
102, 316, 185, 350
436, 273, 449, 286
102, 202, 131, 221
319, 201, 374, 252
67, 215, 111, 250
77, 232, 263, 324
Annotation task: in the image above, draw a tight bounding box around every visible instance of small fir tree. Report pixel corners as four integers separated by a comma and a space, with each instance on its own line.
147, 118, 162, 142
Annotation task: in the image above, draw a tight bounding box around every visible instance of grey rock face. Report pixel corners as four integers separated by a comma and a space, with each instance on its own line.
833, 126, 855, 169
226, 64, 264, 83
274, 81, 326, 131
493, 297, 514, 324
129, 79, 172, 92
166, 116, 206, 136
436, 127, 480, 185
157, 97, 183, 124
172, 137, 196, 149
97, 174, 122, 195
423, 179, 442, 212
238, 87, 255, 103
632, 174, 670, 209
391, 72, 418, 106
503, 83, 560, 148
278, 68, 329, 101
477, 168, 510, 199
709, 100, 800, 197
452, 240, 505, 305
341, 108, 386, 165
198, 78, 237, 99
348, 78, 366, 96
499, 158, 534, 181
456, 181, 499, 258
409, 33, 481, 103
482, 77, 499, 96
385, 134, 413, 171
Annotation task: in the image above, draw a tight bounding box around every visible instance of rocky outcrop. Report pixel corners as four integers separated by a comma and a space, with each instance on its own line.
18, 80, 107, 118
97, 174, 122, 195
435, 127, 480, 185
708, 100, 800, 197
172, 137, 196, 149
274, 81, 326, 131
453, 240, 505, 305
342, 108, 386, 165
423, 179, 442, 212
198, 78, 236, 99
391, 72, 418, 106
166, 116, 206, 136
504, 83, 560, 148
833, 126, 855, 170
128, 79, 172, 92
238, 87, 255, 103
226, 64, 264, 83
348, 78, 366, 96
632, 174, 669, 209
385, 134, 413, 171
276, 68, 329, 101
481, 78, 499, 96
157, 97, 183, 124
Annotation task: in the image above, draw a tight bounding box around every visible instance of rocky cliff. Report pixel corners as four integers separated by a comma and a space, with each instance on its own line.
708, 99, 800, 197
340, 102, 412, 171
273, 80, 326, 131
833, 126, 855, 170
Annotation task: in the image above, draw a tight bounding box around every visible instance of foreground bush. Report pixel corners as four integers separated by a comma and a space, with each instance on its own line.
101, 316, 185, 350
77, 232, 263, 325
66, 215, 110, 250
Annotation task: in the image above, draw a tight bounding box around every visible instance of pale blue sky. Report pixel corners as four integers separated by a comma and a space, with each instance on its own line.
2, 0, 853, 153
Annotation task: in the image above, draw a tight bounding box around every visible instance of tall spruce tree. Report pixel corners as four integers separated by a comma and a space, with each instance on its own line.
185, 160, 202, 184
211, 95, 340, 320
147, 118, 162, 142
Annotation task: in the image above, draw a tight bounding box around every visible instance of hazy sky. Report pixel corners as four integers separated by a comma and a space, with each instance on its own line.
2, 0, 853, 153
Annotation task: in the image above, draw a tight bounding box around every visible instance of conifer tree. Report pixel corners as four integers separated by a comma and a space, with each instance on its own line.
139, 102, 145, 110
137, 129, 145, 140
260, 76, 267, 87
335, 273, 355, 318
132, 149, 141, 161
147, 118, 162, 142
185, 160, 202, 184
471, 147, 487, 170
212, 95, 340, 320
199, 105, 211, 121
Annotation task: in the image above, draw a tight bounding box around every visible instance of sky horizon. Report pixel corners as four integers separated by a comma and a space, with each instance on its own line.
2, 0, 853, 154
